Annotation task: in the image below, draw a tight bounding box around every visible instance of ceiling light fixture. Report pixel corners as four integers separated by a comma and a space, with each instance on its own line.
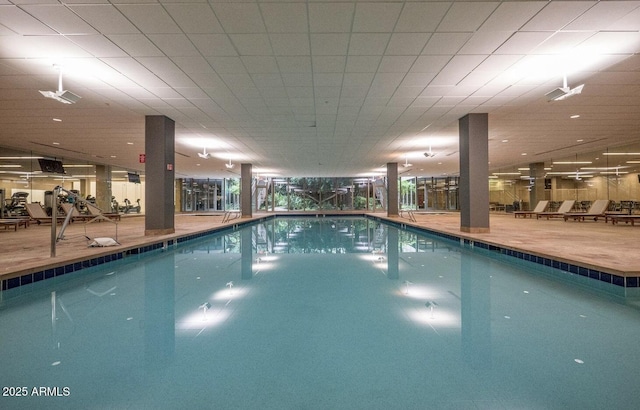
225, 159, 234, 169
545, 74, 584, 101
39, 65, 81, 104
198, 147, 210, 159
423, 146, 435, 158
402, 156, 412, 167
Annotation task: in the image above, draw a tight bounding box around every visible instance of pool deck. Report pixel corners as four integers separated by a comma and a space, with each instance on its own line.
1, 211, 639, 288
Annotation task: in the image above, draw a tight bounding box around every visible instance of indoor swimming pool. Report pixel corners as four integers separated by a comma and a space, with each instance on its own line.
2, 217, 640, 410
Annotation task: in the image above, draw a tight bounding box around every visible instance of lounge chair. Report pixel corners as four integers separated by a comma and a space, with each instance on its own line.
25, 203, 65, 225
0, 218, 29, 231
536, 200, 576, 220
563, 199, 610, 222
514, 200, 549, 218
60, 203, 96, 222
86, 203, 121, 221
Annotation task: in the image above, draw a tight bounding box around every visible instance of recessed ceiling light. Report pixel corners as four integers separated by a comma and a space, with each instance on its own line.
501, 139, 509, 143
570, 115, 580, 119
127, 142, 134, 145
52, 142, 60, 145
576, 139, 584, 142
110, 155, 116, 158
521, 153, 527, 156
53, 118, 62, 122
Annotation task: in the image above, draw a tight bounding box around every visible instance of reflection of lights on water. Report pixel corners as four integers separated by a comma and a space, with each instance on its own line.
51, 361, 61, 366
397, 284, 437, 300
226, 281, 234, 295
403, 280, 412, 295
523, 290, 529, 294
406, 308, 460, 327
177, 309, 231, 330
425, 301, 438, 319
199, 302, 212, 320
574, 359, 584, 364
210, 287, 248, 301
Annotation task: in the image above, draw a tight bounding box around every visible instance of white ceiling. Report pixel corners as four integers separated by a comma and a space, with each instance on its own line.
1, 0, 640, 180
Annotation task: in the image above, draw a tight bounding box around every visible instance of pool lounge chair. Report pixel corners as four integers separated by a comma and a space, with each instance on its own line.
25, 203, 65, 224
536, 200, 576, 220
0, 218, 29, 231
60, 203, 96, 222
563, 199, 610, 222
86, 203, 121, 221
514, 200, 549, 218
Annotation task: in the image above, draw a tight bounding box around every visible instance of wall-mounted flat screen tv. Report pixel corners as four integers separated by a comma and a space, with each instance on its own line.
128, 173, 141, 183
38, 158, 66, 174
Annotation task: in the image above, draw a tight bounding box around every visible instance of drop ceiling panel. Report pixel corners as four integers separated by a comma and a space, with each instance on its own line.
260, 3, 308, 33
107, 34, 163, 57
395, 2, 450, 32
378, 56, 416, 73
348, 33, 390, 55
458, 30, 513, 55
2, 0, 640, 179
437, 2, 498, 32
345, 56, 381, 73
116, 5, 182, 34
22, 5, 98, 35
480, 2, 547, 31
69, 35, 128, 58
276, 56, 312, 73
163, 4, 223, 34
422, 33, 472, 55
564, 1, 640, 31
522, 1, 594, 31
190, 34, 237, 57
270, 34, 310, 56
308, 3, 355, 33
211, 3, 266, 34
310, 34, 350, 55
352, 2, 402, 32
0, 5, 56, 35
147, 34, 201, 57
312, 56, 346, 73
496, 31, 554, 55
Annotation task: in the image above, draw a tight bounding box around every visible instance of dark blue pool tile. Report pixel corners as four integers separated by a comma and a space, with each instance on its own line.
626, 277, 639, 288
7, 277, 20, 289
20, 274, 33, 286
73, 262, 82, 271
54, 266, 65, 276
2, 279, 6, 291
33, 271, 44, 282
588, 270, 600, 280
600, 272, 612, 284
612, 275, 624, 287
45, 269, 55, 279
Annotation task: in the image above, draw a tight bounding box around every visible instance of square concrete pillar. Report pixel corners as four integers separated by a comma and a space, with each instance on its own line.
459, 113, 489, 233
145, 115, 175, 235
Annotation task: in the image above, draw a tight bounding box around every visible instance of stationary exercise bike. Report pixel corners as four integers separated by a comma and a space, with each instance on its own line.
121, 198, 141, 213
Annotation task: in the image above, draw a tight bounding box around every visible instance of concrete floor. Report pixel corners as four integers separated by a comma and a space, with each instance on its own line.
1, 211, 639, 284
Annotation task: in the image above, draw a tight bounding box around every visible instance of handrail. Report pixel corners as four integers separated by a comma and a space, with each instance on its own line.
222, 210, 241, 223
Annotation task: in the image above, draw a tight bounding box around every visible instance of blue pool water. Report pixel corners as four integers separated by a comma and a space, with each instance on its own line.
2, 217, 640, 410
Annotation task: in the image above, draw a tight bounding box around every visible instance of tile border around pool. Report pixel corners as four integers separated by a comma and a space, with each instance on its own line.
369, 215, 638, 289
1, 216, 270, 292
2, 213, 637, 291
